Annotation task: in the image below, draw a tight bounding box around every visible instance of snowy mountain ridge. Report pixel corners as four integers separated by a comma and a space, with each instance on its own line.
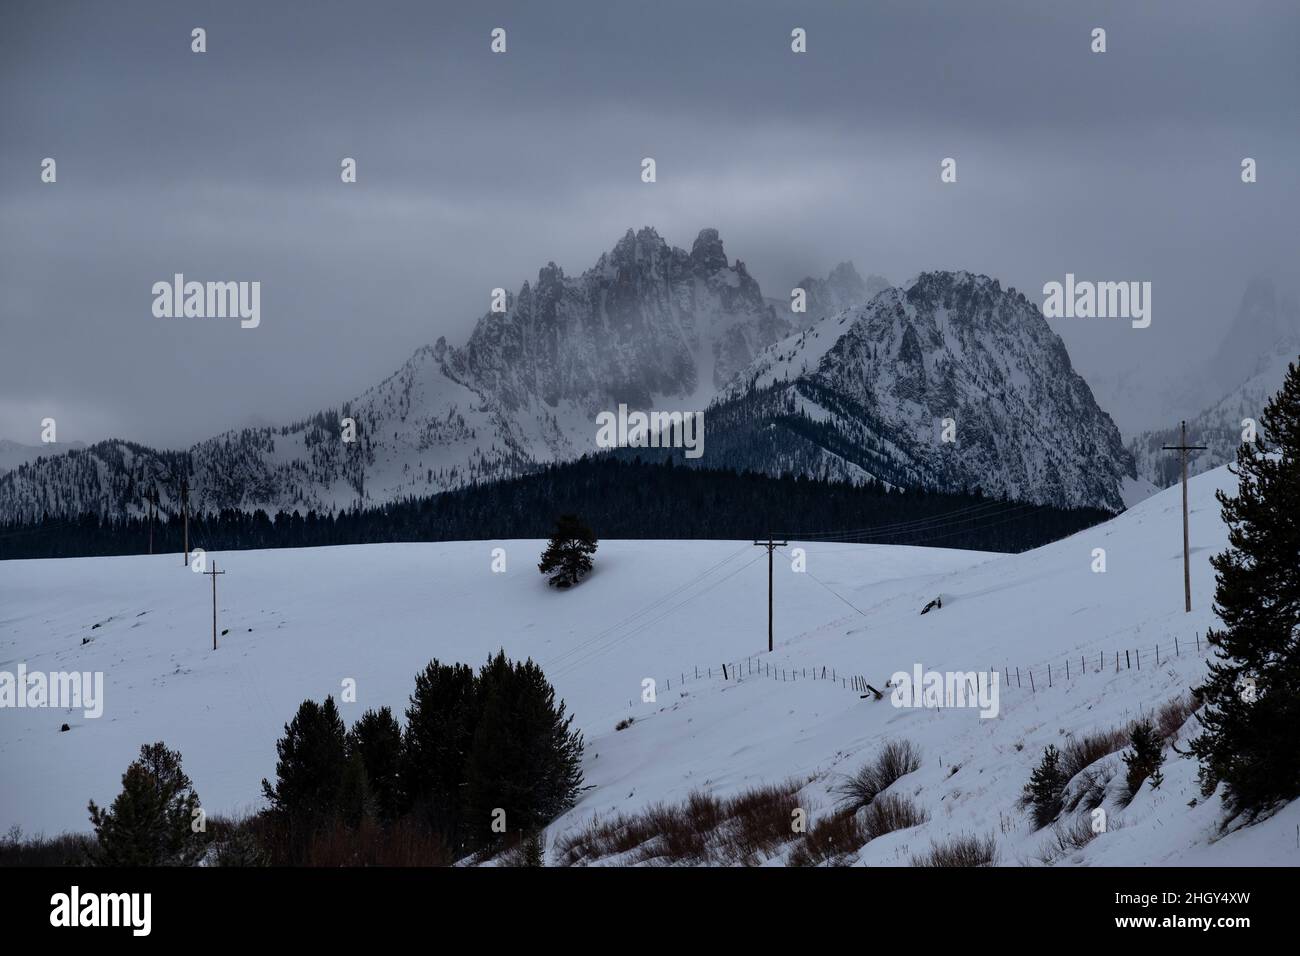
0, 231, 1139, 520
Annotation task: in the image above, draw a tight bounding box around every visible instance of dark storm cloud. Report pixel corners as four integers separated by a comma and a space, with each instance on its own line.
1, 0, 1296, 445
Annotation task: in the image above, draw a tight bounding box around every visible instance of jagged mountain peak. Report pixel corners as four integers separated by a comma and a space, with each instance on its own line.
689, 227, 729, 273
718, 272, 1133, 510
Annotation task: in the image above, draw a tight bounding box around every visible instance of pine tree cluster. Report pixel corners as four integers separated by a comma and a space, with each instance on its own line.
260, 652, 583, 860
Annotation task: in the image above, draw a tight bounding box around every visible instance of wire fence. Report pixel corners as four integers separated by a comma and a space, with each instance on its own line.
630, 630, 1218, 709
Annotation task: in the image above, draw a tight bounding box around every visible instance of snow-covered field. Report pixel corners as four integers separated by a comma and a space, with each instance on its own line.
1, 464, 1295, 864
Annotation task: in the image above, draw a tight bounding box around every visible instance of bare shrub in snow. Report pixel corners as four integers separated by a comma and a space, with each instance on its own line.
1060, 726, 1129, 780
861, 793, 929, 840
788, 810, 865, 867
553, 777, 808, 866
835, 739, 922, 811
1154, 693, 1196, 743
911, 832, 998, 867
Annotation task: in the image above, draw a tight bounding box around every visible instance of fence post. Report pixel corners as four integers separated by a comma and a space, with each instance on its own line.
1196, 632, 1200, 651
722, 663, 728, 680
1066, 660, 1070, 681
1136, 649, 1140, 670
1175, 635, 1179, 656
1030, 670, 1035, 692
1048, 664, 1052, 688
1125, 650, 1130, 670
1155, 644, 1159, 666
1016, 667, 1021, 688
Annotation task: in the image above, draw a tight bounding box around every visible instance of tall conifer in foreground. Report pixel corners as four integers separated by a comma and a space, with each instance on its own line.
1189, 359, 1300, 818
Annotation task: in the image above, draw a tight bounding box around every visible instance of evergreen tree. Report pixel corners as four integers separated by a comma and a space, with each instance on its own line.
462, 652, 584, 849
520, 830, 545, 867
261, 696, 348, 842
1023, 744, 1067, 828
337, 748, 374, 829
403, 660, 478, 838
1189, 359, 1300, 817
537, 513, 598, 588
348, 707, 404, 823
87, 741, 204, 866
212, 820, 268, 867
1123, 719, 1165, 799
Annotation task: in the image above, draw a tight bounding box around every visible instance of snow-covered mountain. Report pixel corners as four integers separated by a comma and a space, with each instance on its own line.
3, 465, 1294, 864
704, 272, 1142, 511
0, 228, 794, 522
1129, 279, 1300, 488
0, 234, 1137, 521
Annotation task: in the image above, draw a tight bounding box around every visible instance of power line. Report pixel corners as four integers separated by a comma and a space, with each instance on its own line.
773, 499, 1012, 541
777, 546, 870, 619
543, 543, 754, 670
550, 552, 765, 678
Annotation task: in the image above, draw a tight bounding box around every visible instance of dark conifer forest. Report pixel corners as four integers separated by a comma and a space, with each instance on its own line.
1, 455, 1111, 560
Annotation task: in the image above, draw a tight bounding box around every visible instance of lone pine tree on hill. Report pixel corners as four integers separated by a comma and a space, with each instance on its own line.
538, 513, 598, 588
1189, 358, 1300, 818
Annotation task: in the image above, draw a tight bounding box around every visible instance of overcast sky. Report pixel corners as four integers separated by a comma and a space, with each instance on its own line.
2, 0, 1296, 447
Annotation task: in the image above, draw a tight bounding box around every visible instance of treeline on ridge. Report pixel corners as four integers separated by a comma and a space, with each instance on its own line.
0, 456, 1113, 560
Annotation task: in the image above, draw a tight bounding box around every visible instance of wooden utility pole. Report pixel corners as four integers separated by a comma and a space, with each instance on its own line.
753, 535, 788, 652
180, 476, 190, 566
205, 561, 226, 649
1163, 421, 1207, 613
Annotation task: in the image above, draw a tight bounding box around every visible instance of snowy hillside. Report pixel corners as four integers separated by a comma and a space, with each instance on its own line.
1, 465, 1292, 864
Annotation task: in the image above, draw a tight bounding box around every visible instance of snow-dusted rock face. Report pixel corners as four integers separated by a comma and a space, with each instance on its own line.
0, 228, 793, 521
710, 271, 1138, 511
